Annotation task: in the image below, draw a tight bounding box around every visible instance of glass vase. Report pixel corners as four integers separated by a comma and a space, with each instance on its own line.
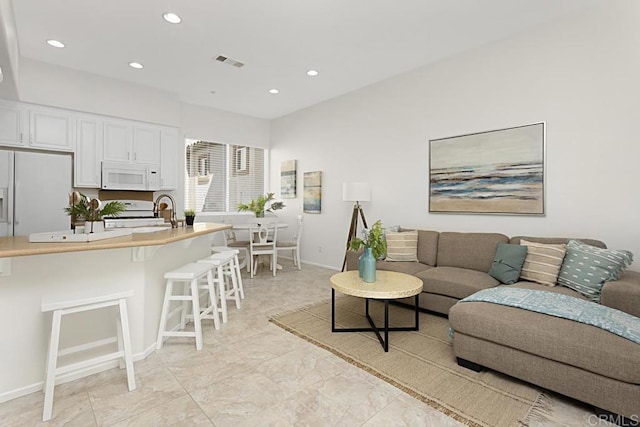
361, 247, 376, 283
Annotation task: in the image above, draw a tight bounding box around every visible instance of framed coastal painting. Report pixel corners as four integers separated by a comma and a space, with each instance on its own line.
303, 171, 322, 214
429, 122, 545, 215
280, 160, 297, 199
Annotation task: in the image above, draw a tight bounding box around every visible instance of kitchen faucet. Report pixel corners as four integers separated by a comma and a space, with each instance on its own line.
153, 194, 178, 228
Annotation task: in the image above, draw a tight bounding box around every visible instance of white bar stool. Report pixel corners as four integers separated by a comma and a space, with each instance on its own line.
41, 290, 136, 422
211, 246, 245, 300
156, 262, 219, 352
199, 253, 241, 323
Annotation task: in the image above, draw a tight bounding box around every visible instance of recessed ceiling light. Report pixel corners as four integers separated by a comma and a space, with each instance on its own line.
128, 62, 144, 69
269, 89, 279, 94
162, 12, 182, 24
210, 90, 216, 94
46, 39, 65, 48
306, 70, 319, 77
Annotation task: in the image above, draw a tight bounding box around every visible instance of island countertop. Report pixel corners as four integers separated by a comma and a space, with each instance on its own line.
0, 223, 230, 258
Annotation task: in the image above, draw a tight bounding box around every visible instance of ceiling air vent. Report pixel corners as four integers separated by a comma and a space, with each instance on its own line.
215, 55, 245, 68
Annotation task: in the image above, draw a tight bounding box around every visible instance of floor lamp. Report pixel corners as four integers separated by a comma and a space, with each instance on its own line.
341, 182, 371, 271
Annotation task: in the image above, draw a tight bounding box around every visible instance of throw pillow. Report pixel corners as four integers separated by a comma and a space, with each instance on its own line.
385, 230, 419, 262
488, 243, 528, 284
558, 240, 633, 303
520, 240, 567, 286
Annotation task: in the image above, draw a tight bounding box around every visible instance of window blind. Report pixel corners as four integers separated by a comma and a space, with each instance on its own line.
185, 141, 265, 213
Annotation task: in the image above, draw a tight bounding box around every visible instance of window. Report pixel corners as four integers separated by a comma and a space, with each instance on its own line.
185, 140, 265, 212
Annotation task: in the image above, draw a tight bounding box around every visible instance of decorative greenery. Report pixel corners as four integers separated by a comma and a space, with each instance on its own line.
237, 192, 285, 218
64, 193, 126, 222
349, 220, 387, 259
184, 209, 196, 217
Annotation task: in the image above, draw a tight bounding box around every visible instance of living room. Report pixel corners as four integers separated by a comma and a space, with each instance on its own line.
1, 1, 638, 425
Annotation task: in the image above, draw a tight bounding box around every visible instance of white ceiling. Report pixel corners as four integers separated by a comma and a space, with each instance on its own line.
9, 0, 602, 119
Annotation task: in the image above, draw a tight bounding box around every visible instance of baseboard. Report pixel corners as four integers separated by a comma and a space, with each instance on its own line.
0, 347, 153, 404
299, 260, 340, 271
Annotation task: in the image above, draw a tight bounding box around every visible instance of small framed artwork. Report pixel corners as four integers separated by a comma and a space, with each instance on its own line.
303, 171, 322, 214
429, 122, 545, 215
281, 160, 297, 199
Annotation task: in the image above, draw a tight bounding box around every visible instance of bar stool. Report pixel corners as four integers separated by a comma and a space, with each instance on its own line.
198, 253, 241, 323
156, 262, 219, 352
41, 290, 136, 422
211, 246, 245, 300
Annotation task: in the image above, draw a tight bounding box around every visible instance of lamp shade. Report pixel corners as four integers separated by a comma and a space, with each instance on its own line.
343, 182, 371, 202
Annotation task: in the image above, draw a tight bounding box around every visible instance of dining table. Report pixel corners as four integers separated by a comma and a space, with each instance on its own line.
231, 222, 288, 271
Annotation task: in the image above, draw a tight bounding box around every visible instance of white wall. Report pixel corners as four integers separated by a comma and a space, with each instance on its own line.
270, 2, 640, 271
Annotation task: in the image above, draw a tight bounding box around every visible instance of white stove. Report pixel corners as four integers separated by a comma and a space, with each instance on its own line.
103, 200, 168, 229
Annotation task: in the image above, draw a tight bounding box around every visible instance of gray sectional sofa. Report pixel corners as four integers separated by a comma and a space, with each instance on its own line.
345, 231, 640, 423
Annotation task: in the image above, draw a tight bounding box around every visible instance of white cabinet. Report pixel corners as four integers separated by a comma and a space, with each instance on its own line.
132, 125, 160, 164
0, 100, 27, 147
103, 120, 133, 162
74, 115, 103, 188
28, 106, 74, 152
103, 120, 160, 165
160, 127, 179, 190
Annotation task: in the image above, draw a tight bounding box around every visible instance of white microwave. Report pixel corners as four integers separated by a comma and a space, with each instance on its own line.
101, 161, 160, 191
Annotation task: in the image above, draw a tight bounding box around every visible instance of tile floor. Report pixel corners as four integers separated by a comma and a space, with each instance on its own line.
0, 260, 612, 426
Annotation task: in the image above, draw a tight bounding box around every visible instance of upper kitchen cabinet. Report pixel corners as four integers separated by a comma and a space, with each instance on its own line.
0, 100, 28, 147
103, 119, 133, 162
132, 125, 161, 165
28, 106, 75, 152
74, 115, 103, 188
160, 127, 179, 190
103, 120, 160, 165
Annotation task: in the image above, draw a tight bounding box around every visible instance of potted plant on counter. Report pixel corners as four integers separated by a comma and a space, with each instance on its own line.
348, 220, 386, 283
65, 192, 126, 234
237, 193, 285, 218
184, 209, 196, 226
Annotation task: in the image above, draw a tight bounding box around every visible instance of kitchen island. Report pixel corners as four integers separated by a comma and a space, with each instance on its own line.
0, 223, 230, 403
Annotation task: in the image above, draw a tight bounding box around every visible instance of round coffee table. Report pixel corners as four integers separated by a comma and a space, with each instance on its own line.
330, 270, 423, 352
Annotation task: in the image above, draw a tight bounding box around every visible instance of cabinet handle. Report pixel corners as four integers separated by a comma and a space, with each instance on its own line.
19, 133, 23, 142
134, 153, 137, 161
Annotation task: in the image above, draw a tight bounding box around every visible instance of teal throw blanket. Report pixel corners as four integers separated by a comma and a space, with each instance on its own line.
459, 287, 640, 345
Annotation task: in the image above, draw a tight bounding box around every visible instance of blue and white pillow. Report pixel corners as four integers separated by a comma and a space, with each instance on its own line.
558, 240, 633, 303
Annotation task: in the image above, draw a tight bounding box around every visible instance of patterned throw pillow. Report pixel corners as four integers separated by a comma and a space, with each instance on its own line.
558, 240, 633, 303
520, 240, 567, 286
385, 230, 419, 262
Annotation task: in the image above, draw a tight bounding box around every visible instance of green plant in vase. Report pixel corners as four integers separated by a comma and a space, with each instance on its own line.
184, 209, 196, 226
237, 192, 285, 218
64, 192, 126, 233
349, 220, 386, 282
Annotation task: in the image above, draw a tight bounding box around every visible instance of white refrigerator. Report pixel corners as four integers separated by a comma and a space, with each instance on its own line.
0, 150, 72, 237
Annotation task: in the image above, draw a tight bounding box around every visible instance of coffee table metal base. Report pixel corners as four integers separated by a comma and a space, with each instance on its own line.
331, 289, 419, 352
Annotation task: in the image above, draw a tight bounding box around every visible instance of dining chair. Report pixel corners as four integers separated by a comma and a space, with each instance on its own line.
276, 215, 303, 270
248, 219, 278, 278
221, 228, 251, 272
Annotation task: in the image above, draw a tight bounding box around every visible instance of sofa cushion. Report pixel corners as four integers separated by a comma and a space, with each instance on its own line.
520, 240, 567, 286
488, 243, 528, 285
385, 230, 419, 261
601, 271, 640, 318
449, 294, 640, 385
376, 260, 432, 275
417, 230, 439, 266
416, 266, 499, 300
558, 240, 633, 303
436, 232, 509, 272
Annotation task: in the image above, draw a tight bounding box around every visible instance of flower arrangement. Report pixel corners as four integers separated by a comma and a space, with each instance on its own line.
184, 209, 196, 217
348, 220, 387, 260
64, 192, 126, 222
237, 192, 285, 218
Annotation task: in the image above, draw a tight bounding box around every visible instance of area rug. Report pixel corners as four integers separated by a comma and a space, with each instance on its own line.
270, 296, 549, 427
